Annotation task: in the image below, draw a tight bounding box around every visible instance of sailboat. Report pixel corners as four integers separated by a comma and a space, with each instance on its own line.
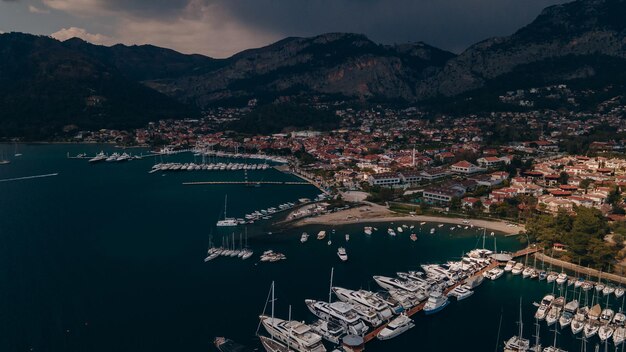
258, 282, 296, 352
204, 233, 221, 262
0, 149, 10, 165
241, 228, 254, 260
13, 142, 22, 157
543, 326, 566, 352
217, 195, 238, 227
504, 298, 530, 352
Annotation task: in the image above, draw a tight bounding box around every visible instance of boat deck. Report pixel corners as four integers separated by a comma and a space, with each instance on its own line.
361, 260, 499, 345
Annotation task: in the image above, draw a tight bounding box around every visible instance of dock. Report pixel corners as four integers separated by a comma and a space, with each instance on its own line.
182, 181, 310, 186
0, 173, 59, 183
362, 259, 499, 344
511, 246, 540, 259
535, 252, 626, 285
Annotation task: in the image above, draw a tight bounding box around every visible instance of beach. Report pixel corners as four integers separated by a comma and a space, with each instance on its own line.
290, 202, 524, 235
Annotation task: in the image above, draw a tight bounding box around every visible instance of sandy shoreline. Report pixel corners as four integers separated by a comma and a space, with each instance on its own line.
289, 203, 524, 235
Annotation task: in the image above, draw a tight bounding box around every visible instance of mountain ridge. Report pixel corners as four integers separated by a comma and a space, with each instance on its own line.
1, 0, 626, 138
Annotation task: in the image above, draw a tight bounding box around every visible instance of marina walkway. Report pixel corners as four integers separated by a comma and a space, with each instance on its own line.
0, 173, 59, 183
362, 260, 499, 344
535, 252, 626, 285
182, 181, 310, 186
511, 246, 540, 259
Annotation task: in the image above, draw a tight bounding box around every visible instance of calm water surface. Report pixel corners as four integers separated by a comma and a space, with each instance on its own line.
0, 144, 622, 352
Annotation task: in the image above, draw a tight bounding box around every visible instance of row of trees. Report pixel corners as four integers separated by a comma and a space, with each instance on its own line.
525, 207, 620, 270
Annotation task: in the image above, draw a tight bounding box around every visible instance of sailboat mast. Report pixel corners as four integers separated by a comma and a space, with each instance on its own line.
271, 281, 275, 324
534, 319, 541, 350
483, 228, 486, 249
519, 298, 524, 340
329, 267, 334, 304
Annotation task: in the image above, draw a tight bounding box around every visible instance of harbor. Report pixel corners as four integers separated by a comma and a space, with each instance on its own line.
4, 144, 626, 352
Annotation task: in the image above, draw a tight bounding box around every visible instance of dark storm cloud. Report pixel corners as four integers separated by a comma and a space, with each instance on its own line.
30, 0, 572, 56
98, 0, 191, 18
79, 0, 568, 52
218, 0, 569, 52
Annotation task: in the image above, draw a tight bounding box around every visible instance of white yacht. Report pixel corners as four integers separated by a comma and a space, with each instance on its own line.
301, 233, 309, 243
535, 294, 554, 321
89, 151, 107, 162
556, 272, 568, 285
396, 226, 403, 233
448, 286, 473, 301
363, 227, 373, 235
613, 311, 626, 345
259, 316, 326, 352
616, 287, 625, 299
317, 231, 326, 240
511, 262, 524, 275
546, 272, 558, 283
304, 300, 368, 336
105, 152, 120, 162
117, 152, 131, 162
387, 289, 423, 309
559, 299, 578, 328
332, 287, 394, 321
349, 302, 382, 327
571, 306, 588, 335
423, 291, 449, 315
387, 228, 396, 236
309, 319, 345, 345
337, 247, 348, 262
584, 304, 602, 338
376, 314, 414, 340
483, 267, 504, 280
599, 308, 615, 341
522, 266, 534, 278
545, 297, 564, 326
373, 275, 421, 293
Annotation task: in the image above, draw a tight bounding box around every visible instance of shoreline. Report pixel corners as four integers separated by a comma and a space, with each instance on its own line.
288, 203, 524, 235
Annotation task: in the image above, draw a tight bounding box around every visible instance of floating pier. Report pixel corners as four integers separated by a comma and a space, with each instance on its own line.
182, 181, 310, 186
0, 173, 59, 183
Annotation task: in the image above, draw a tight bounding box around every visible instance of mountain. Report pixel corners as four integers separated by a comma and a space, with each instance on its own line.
61, 38, 222, 81
148, 33, 456, 107
0, 33, 198, 139
415, 0, 626, 99
2, 0, 626, 138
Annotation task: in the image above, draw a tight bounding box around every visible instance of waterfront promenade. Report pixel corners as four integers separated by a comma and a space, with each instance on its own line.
535, 252, 626, 285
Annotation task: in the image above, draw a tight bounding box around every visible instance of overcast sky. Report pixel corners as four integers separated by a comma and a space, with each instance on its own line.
0, 0, 568, 58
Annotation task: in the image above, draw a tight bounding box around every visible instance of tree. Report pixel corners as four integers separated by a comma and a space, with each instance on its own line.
450, 197, 462, 210
607, 186, 622, 205
558, 171, 570, 185
580, 178, 593, 193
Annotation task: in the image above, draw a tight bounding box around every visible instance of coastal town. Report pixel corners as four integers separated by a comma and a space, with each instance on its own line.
57, 85, 626, 274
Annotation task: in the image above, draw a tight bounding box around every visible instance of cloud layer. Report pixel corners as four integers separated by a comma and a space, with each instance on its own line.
3, 0, 569, 57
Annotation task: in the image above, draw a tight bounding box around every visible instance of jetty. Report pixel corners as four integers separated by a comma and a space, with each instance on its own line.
183, 181, 310, 186
0, 173, 59, 183
535, 252, 626, 285
511, 246, 540, 259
